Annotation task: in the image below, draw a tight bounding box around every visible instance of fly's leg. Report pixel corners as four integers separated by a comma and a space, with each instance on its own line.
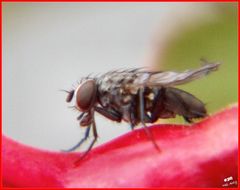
77, 112, 85, 120
149, 88, 164, 122
129, 100, 138, 130
130, 113, 135, 130
94, 106, 122, 122
148, 88, 175, 123
184, 117, 193, 123
75, 114, 98, 165
139, 87, 160, 151
62, 125, 91, 152
129, 94, 150, 130
84, 117, 98, 156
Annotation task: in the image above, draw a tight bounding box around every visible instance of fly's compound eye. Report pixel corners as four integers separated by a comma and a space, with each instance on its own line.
75, 79, 97, 111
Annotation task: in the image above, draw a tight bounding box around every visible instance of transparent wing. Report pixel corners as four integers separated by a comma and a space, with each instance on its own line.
135, 62, 220, 87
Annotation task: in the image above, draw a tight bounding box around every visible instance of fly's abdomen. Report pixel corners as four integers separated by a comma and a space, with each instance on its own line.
163, 87, 207, 121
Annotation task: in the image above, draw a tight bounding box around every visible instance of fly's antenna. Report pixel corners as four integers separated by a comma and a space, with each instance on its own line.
59, 89, 71, 93
60, 89, 75, 102
68, 105, 78, 112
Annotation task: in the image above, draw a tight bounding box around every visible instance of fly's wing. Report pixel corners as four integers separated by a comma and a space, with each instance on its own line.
134, 62, 220, 87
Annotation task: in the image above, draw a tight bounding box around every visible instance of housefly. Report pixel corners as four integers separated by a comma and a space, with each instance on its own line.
63, 59, 220, 160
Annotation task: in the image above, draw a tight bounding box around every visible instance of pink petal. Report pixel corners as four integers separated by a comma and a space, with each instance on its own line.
3, 105, 238, 187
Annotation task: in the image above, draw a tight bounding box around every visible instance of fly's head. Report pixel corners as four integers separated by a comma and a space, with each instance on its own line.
66, 79, 98, 112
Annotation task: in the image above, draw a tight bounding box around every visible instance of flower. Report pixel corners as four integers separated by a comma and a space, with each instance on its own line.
3, 105, 238, 188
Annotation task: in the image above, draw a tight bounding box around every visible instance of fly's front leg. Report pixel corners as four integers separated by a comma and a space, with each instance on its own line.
62, 125, 91, 152
62, 112, 92, 152
75, 113, 98, 165
139, 87, 160, 151
84, 116, 98, 155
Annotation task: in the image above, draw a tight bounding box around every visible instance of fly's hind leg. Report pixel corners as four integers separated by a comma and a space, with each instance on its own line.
139, 87, 160, 151
183, 116, 193, 123
148, 88, 176, 123
148, 88, 165, 123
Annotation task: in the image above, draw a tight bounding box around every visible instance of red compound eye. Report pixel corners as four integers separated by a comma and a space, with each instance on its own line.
76, 80, 97, 111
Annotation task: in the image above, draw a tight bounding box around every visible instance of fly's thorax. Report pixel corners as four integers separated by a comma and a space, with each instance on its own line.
97, 84, 136, 108
97, 72, 137, 107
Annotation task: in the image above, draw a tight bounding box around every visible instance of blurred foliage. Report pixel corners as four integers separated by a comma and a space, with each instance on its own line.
157, 4, 237, 124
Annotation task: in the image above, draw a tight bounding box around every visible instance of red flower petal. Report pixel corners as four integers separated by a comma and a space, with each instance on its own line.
3, 105, 238, 188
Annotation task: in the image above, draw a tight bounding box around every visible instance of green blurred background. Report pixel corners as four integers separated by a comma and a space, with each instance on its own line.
156, 4, 238, 123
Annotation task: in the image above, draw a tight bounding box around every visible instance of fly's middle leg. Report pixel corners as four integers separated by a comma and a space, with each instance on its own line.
94, 106, 122, 122
138, 87, 160, 151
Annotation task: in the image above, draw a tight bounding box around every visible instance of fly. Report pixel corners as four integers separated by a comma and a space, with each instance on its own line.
63, 59, 220, 161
